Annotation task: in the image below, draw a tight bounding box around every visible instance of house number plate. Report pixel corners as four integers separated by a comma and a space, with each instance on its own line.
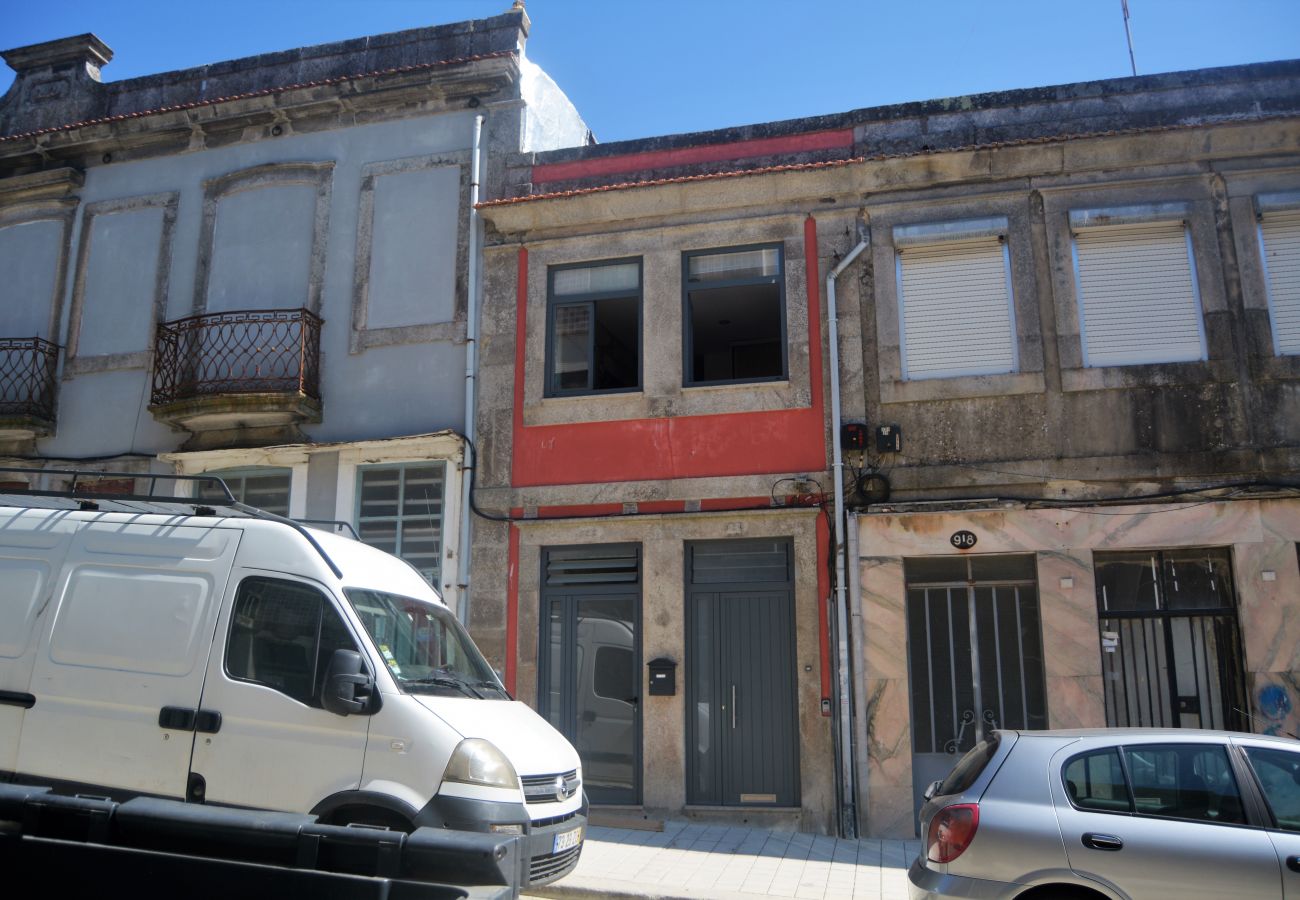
950, 530, 978, 549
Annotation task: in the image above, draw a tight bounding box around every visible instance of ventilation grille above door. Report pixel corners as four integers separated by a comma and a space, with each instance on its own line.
545, 546, 639, 586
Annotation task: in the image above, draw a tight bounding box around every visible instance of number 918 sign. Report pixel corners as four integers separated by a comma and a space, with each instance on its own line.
950, 530, 977, 550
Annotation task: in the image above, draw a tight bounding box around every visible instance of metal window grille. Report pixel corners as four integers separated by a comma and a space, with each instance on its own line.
151, 308, 322, 406
0, 337, 60, 420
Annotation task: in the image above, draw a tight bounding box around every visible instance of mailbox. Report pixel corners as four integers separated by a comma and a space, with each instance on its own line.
647, 657, 677, 696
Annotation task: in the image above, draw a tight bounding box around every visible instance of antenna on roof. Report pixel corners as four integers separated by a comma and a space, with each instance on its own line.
1120, 0, 1138, 77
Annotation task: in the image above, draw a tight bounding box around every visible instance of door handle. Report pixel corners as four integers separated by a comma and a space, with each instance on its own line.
731, 685, 737, 730
1287, 856, 1300, 874
1082, 833, 1124, 852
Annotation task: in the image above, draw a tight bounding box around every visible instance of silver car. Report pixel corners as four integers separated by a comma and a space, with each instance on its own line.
909, 728, 1300, 899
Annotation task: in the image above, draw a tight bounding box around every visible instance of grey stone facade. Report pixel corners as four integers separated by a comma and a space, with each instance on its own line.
476, 60, 1300, 836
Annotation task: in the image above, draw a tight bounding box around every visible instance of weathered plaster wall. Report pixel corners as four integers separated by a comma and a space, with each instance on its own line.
855, 498, 1300, 837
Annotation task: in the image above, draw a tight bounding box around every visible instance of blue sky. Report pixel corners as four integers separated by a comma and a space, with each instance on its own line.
3, 0, 1298, 144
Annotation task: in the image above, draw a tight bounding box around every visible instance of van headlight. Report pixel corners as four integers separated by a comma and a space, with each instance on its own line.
442, 739, 519, 790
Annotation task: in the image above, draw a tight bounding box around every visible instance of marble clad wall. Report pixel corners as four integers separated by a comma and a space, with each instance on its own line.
854, 498, 1300, 838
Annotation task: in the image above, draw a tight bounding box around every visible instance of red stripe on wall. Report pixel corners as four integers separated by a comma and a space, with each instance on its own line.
816, 512, 832, 709
512, 407, 825, 487
699, 496, 776, 511
532, 129, 855, 185
635, 500, 688, 514
804, 215, 824, 411
534, 503, 624, 518
505, 524, 519, 695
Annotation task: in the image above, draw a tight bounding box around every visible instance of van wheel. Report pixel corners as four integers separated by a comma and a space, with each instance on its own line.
331, 806, 414, 833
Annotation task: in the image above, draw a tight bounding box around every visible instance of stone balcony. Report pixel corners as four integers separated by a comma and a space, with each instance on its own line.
149, 307, 322, 449
0, 336, 60, 441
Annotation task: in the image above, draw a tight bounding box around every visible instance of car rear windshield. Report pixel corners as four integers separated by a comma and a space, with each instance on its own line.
940, 735, 1001, 796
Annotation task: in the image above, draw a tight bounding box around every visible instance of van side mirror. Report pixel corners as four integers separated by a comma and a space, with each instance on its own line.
322, 649, 376, 716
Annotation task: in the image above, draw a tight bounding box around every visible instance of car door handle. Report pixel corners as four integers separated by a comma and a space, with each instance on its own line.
1287, 856, 1300, 874
1082, 833, 1124, 852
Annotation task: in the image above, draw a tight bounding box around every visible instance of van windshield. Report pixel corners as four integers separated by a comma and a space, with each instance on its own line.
343, 588, 507, 699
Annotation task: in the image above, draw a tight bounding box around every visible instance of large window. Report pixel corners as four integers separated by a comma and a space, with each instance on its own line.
546, 259, 641, 396
683, 245, 785, 385
1071, 208, 1206, 367
197, 467, 291, 516
225, 576, 360, 707
1258, 205, 1300, 356
894, 219, 1017, 380
355, 463, 444, 584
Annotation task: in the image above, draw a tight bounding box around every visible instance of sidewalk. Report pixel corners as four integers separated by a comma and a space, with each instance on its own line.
527, 820, 922, 900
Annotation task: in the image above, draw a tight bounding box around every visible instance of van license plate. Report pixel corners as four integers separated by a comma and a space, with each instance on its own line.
553, 826, 582, 853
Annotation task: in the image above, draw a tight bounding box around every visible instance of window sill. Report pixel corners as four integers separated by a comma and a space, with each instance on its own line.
1249, 353, 1300, 383
881, 372, 1044, 404
1061, 358, 1233, 393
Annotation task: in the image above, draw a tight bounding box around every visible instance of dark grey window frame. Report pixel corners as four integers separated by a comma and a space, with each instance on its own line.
681, 242, 788, 387
544, 257, 643, 398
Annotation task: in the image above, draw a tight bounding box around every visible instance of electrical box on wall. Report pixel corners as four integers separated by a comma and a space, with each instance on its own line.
840, 422, 868, 452
876, 424, 902, 453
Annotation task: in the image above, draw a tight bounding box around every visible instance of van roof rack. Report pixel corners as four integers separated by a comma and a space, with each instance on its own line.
0, 467, 343, 579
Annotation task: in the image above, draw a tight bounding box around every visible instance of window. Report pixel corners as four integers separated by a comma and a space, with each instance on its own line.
1258, 206, 1300, 356
355, 463, 444, 584
1071, 208, 1206, 367
343, 587, 503, 698
226, 576, 359, 707
894, 219, 1017, 380
683, 245, 785, 385
546, 260, 641, 395
1064, 744, 1246, 824
1244, 745, 1300, 832
1063, 748, 1132, 813
1123, 744, 1245, 823
197, 467, 291, 516
1094, 548, 1235, 614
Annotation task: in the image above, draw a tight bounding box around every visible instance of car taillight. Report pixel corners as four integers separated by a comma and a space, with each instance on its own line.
926, 803, 979, 864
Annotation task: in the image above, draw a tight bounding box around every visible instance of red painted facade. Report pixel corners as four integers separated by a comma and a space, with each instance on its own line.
531, 128, 854, 185
503, 216, 834, 705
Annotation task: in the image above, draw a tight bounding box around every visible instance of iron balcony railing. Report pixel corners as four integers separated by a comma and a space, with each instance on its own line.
151, 308, 322, 407
0, 337, 61, 421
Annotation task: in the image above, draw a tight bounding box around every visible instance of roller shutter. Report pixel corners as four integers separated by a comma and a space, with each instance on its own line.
1073, 220, 1206, 367
897, 236, 1016, 380
1259, 208, 1300, 356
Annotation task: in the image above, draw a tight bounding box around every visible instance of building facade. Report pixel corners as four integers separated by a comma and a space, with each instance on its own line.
475, 60, 1300, 837
0, 7, 588, 613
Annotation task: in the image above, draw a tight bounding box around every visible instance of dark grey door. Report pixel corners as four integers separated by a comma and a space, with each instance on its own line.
539, 545, 641, 805
905, 555, 1047, 825
687, 539, 799, 807
1094, 548, 1248, 732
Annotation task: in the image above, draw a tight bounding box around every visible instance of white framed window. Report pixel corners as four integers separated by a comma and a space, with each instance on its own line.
196, 466, 292, 516
355, 462, 446, 585
1257, 195, 1300, 356
894, 218, 1017, 381
1071, 205, 1206, 367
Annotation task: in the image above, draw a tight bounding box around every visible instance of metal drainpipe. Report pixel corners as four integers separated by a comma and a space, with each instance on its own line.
826, 234, 869, 838
456, 113, 486, 623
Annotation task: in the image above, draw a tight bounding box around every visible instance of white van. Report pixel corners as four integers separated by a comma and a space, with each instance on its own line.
0, 475, 586, 886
